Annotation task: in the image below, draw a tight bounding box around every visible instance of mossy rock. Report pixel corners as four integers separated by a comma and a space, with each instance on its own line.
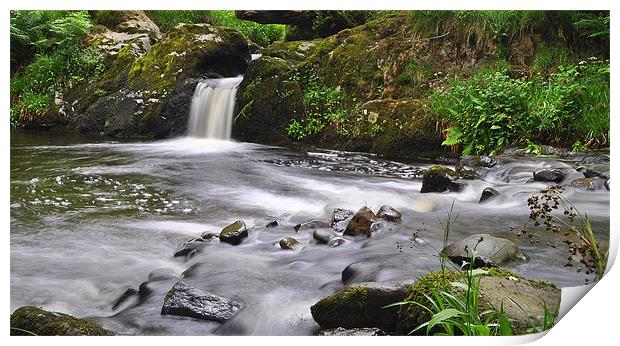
310, 280, 416, 332
10, 306, 115, 336
127, 23, 250, 92
420, 166, 461, 193
95, 10, 161, 40
396, 269, 560, 335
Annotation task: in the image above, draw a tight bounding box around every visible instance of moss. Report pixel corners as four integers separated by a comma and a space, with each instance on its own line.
10, 306, 114, 336
310, 286, 370, 328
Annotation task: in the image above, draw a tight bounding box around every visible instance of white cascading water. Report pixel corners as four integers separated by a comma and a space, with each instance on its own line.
187, 75, 244, 140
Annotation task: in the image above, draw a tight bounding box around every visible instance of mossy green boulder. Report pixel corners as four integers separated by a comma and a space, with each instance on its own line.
10, 306, 115, 336
310, 280, 416, 332
420, 166, 461, 193
396, 269, 560, 335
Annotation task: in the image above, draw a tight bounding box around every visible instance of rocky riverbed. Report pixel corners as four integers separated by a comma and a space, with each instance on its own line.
10, 131, 609, 335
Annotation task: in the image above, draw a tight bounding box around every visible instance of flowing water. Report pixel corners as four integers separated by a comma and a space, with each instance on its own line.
187, 76, 244, 140
10, 130, 609, 335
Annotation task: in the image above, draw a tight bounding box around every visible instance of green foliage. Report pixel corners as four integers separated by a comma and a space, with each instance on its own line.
573, 13, 610, 40
432, 59, 609, 155
10, 10, 104, 125
143, 10, 212, 32
286, 71, 348, 140
432, 65, 531, 155
523, 140, 542, 156
145, 10, 285, 47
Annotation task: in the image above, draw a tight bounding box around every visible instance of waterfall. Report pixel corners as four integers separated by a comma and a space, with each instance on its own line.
187, 75, 244, 140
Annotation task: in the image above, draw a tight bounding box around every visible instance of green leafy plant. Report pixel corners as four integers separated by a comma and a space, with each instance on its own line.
10, 10, 104, 126
432, 59, 609, 155
286, 71, 349, 140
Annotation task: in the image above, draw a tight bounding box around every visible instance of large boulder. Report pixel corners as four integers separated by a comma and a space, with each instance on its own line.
310, 280, 416, 332
441, 234, 527, 268
64, 23, 250, 139
219, 220, 249, 245
420, 166, 462, 193
344, 207, 376, 237
10, 306, 114, 336
397, 270, 560, 335
161, 282, 242, 321
95, 10, 161, 39
533, 169, 566, 183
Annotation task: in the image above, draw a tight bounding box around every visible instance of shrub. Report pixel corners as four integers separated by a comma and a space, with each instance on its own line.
10, 10, 104, 125
432, 59, 609, 155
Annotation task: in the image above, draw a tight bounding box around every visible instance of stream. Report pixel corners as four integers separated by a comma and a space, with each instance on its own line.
10, 130, 610, 335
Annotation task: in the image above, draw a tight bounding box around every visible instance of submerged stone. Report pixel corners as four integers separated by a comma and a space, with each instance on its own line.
294, 219, 330, 232
570, 177, 607, 191
10, 306, 115, 336
279, 237, 299, 250
313, 228, 338, 244
219, 220, 248, 245
161, 282, 241, 322
342, 261, 382, 284
344, 207, 376, 237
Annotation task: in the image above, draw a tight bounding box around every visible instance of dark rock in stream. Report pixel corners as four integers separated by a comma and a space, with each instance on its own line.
112, 288, 139, 310
161, 282, 242, 322
420, 166, 462, 193
10, 306, 115, 336
479, 187, 500, 203
310, 280, 416, 332
294, 219, 330, 232
441, 234, 527, 268
279, 237, 299, 250
533, 168, 566, 183
331, 208, 354, 231
266, 220, 279, 228
219, 220, 248, 245
313, 228, 338, 244
344, 207, 376, 237
342, 262, 382, 284
318, 327, 386, 336
376, 205, 401, 222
